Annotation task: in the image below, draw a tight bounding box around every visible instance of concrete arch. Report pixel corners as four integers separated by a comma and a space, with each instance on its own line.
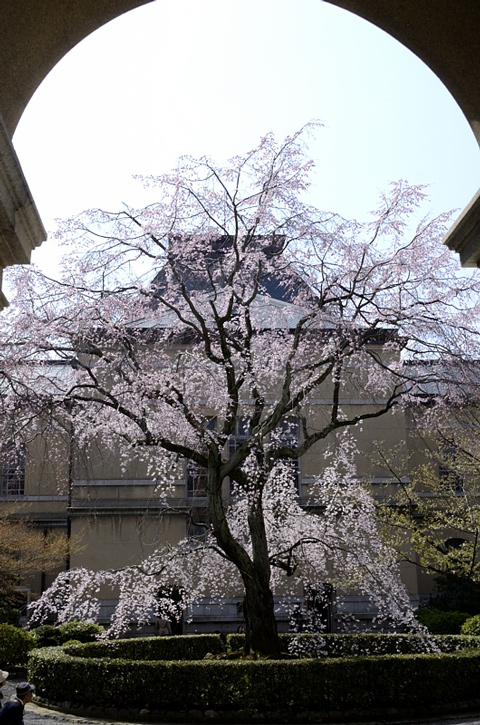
0, 0, 152, 308
0, 0, 479, 309
1, 0, 153, 136
325, 1, 480, 266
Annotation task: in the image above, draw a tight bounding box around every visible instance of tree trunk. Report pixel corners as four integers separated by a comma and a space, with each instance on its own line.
207, 464, 282, 657
242, 569, 282, 657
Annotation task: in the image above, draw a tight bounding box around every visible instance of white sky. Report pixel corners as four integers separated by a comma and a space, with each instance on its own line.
12, 0, 480, 273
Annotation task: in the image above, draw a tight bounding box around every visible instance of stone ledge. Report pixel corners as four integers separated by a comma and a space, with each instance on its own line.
444, 187, 480, 267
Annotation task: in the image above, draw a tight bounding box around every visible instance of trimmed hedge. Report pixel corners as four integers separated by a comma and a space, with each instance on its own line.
0, 624, 35, 669
28, 634, 480, 719
64, 634, 224, 661
228, 631, 480, 657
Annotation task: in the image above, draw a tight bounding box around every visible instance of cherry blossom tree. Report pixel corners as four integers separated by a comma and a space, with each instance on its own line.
1, 123, 480, 655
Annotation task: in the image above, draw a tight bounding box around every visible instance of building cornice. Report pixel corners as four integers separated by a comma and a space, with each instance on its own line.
0, 113, 46, 307
444, 189, 480, 267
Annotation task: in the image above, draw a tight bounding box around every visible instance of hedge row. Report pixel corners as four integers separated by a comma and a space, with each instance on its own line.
64, 634, 224, 661
228, 632, 480, 657
28, 644, 480, 717
37, 632, 480, 664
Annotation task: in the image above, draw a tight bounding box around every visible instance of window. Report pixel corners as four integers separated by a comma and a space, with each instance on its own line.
228, 417, 301, 495
185, 418, 216, 498
228, 419, 250, 496
445, 537, 467, 550
186, 509, 210, 543
438, 446, 464, 493
186, 461, 208, 498
0, 443, 25, 496
273, 418, 300, 491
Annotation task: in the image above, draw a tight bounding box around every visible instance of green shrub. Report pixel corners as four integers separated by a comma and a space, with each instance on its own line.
31, 620, 104, 647
0, 602, 20, 626
0, 624, 35, 669
461, 614, 480, 636
57, 620, 104, 643
415, 607, 470, 634
431, 574, 480, 615
30, 624, 63, 648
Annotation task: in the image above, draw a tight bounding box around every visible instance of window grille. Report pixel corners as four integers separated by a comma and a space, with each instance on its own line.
228, 419, 250, 496
186, 461, 208, 498
273, 418, 300, 491
185, 418, 216, 498
0, 444, 25, 496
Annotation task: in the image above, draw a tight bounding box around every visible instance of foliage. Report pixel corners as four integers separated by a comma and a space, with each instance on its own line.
3, 124, 480, 655
430, 574, 480, 615
28, 638, 480, 718
30, 624, 63, 647
56, 619, 104, 642
0, 507, 69, 608
376, 406, 480, 596
414, 607, 470, 634
461, 614, 480, 636
31, 620, 104, 647
0, 600, 21, 625
0, 624, 35, 669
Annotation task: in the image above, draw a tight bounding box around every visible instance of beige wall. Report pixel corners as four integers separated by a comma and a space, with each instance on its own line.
70, 511, 185, 571
13, 399, 422, 607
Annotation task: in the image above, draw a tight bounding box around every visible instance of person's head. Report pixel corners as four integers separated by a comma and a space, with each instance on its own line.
16, 683, 34, 703
0, 670, 8, 688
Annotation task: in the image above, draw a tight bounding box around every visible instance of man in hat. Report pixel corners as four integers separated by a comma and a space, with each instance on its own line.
0, 671, 8, 706
0, 682, 34, 725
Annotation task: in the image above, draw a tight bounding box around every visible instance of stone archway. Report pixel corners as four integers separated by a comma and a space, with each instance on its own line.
325, 1, 480, 266
0, 0, 152, 308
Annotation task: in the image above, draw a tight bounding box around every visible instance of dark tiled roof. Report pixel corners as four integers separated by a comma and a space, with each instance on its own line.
151, 235, 312, 305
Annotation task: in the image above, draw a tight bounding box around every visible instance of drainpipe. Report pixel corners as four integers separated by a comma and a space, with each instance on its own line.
66, 399, 74, 572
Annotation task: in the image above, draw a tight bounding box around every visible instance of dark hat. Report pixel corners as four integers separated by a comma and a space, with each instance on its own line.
16, 683, 34, 698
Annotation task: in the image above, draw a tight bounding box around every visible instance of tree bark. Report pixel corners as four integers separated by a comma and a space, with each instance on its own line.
207, 465, 282, 658
242, 568, 282, 657
243, 488, 283, 658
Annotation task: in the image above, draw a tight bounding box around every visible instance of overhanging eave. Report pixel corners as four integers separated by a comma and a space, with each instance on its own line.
444, 189, 480, 268
0, 114, 46, 307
